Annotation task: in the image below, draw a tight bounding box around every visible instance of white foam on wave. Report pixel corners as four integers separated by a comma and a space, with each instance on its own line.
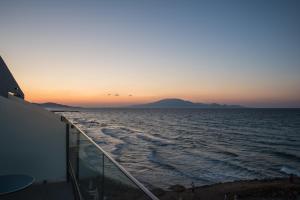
280, 166, 300, 176
136, 132, 173, 146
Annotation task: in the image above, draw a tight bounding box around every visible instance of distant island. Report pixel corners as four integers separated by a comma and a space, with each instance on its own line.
131, 98, 243, 108
33, 102, 73, 108
33, 102, 81, 111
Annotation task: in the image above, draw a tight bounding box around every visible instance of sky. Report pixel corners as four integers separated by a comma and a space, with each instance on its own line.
0, 0, 300, 107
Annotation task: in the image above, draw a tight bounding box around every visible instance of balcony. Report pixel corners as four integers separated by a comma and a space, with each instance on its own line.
1, 115, 158, 200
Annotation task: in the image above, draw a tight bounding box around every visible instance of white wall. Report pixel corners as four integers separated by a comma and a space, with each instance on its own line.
0, 96, 66, 182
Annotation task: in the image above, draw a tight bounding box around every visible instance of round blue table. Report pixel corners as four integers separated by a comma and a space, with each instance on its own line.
0, 174, 34, 195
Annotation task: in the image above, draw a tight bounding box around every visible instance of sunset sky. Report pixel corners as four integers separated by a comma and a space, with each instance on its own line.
1, 0, 299, 107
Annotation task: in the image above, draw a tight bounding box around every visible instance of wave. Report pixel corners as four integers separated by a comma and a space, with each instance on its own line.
101, 126, 139, 136
272, 151, 300, 162
147, 148, 209, 182
102, 126, 174, 147
97, 128, 127, 155
254, 139, 300, 148
280, 166, 300, 176
111, 143, 126, 155
101, 128, 121, 138
203, 154, 263, 177
217, 150, 239, 157
100, 127, 138, 145
136, 133, 174, 146
119, 127, 137, 133
212, 146, 239, 157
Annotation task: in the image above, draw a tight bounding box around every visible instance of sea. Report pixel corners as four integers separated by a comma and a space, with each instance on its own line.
60, 108, 300, 189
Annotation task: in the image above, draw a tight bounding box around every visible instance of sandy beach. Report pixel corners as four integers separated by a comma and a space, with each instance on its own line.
153, 177, 300, 200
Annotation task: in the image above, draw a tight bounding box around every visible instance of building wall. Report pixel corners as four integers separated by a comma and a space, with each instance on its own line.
0, 96, 66, 182
0, 56, 24, 99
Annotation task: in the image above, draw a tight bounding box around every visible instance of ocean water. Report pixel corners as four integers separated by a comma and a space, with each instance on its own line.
60, 108, 300, 189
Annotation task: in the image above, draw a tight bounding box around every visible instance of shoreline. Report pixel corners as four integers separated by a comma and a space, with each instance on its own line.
153, 177, 300, 200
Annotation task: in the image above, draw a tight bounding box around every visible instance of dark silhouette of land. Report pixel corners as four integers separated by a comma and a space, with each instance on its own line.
132, 98, 243, 108
33, 102, 81, 112
33, 102, 75, 109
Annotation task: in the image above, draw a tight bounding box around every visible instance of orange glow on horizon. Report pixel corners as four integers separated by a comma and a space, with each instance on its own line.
24, 85, 300, 107
25, 88, 160, 107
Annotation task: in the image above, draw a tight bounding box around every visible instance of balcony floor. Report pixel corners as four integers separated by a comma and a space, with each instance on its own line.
1, 181, 74, 200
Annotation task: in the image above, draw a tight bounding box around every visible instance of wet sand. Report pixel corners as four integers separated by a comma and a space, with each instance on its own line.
153, 177, 300, 200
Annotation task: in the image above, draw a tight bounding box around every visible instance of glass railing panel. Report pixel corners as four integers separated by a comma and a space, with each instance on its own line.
103, 156, 152, 200
67, 122, 158, 200
78, 133, 104, 199
69, 125, 104, 200
69, 125, 79, 175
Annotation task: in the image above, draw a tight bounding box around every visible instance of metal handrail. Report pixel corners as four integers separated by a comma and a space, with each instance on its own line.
63, 117, 159, 200
68, 160, 83, 200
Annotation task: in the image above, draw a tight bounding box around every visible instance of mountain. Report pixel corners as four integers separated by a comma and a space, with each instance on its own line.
131, 98, 243, 108
33, 102, 81, 111
34, 102, 71, 108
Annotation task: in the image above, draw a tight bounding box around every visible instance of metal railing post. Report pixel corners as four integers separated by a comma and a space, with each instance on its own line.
66, 123, 70, 182
76, 126, 80, 180
102, 154, 104, 200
